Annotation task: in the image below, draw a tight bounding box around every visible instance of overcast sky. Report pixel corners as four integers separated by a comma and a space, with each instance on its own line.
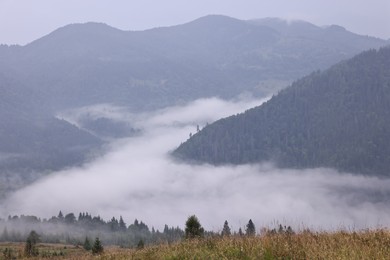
0, 0, 389, 45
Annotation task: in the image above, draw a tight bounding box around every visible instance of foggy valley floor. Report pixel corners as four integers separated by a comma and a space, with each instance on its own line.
1, 97, 390, 233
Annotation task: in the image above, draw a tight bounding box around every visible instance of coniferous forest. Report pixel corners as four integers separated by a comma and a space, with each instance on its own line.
174, 47, 390, 176
0, 211, 184, 247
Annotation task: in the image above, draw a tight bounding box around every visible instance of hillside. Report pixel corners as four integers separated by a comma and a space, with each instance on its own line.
0, 72, 102, 196
0, 15, 387, 112
173, 47, 390, 176
0, 15, 388, 192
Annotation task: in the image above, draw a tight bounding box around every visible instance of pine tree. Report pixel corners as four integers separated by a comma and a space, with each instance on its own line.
83, 237, 92, 251
238, 227, 243, 236
137, 239, 145, 249
119, 216, 127, 232
221, 220, 231, 236
185, 215, 204, 239
64, 213, 76, 224
245, 219, 256, 236
91, 237, 104, 255
109, 217, 119, 232
24, 231, 39, 257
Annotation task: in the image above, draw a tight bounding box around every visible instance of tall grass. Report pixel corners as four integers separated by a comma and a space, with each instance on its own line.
83, 229, 390, 259
2, 229, 390, 259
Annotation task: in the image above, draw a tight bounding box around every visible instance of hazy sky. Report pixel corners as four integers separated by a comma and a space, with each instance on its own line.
0, 0, 389, 45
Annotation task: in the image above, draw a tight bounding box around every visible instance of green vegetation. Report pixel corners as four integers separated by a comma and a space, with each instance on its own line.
245, 219, 256, 236
221, 220, 231, 237
24, 231, 39, 257
91, 237, 104, 255
82, 237, 91, 251
185, 215, 204, 239
174, 46, 390, 176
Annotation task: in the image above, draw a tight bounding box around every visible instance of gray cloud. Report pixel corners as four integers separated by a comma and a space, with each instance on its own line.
2, 97, 390, 232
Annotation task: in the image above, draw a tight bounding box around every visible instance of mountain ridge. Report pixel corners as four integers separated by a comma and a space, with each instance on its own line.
0, 15, 388, 194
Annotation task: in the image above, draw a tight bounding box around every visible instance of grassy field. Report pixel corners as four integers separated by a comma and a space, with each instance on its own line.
1, 229, 390, 259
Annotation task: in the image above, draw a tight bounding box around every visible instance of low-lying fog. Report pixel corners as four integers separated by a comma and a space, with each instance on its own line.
2, 97, 390, 232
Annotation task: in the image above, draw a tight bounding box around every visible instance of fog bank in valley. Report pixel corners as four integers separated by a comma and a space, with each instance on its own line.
2, 97, 390, 232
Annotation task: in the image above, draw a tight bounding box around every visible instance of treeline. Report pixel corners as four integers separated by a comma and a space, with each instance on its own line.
0, 211, 183, 247
0, 212, 288, 248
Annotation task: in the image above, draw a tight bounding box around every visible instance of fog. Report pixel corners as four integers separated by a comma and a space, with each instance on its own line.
2, 97, 390, 232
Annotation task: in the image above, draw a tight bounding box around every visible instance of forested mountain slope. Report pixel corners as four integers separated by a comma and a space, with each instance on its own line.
0, 15, 387, 190
0, 15, 386, 112
174, 47, 390, 176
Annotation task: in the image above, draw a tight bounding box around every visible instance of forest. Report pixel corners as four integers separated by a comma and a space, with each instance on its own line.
174, 47, 390, 176
0, 211, 184, 248
0, 212, 268, 249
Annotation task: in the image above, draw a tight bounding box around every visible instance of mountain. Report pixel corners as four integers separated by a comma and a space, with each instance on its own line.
0, 72, 102, 196
0, 15, 388, 191
173, 47, 390, 176
0, 15, 387, 112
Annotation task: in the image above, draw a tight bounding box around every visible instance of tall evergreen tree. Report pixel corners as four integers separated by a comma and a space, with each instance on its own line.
221, 220, 231, 236
119, 216, 127, 232
91, 237, 104, 255
109, 217, 119, 232
185, 215, 204, 239
24, 231, 40, 257
245, 219, 256, 236
64, 213, 76, 224
83, 237, 92, 251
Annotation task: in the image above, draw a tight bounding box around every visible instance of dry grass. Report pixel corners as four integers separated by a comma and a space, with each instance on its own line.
1, 229, 390, 259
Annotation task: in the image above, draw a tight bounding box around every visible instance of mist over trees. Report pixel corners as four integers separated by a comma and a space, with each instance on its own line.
0, 212, 268, 248
0, 211, 184, 247
174, 46, 390, 176
0, 15, 387, 198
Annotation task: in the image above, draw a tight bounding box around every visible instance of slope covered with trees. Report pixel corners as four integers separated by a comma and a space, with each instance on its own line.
0, 15, 386, 112
0, 15, 387, 193
174, 47, 390, 176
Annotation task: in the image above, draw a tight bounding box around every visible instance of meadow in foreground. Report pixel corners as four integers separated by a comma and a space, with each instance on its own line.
2, 229, 390, 259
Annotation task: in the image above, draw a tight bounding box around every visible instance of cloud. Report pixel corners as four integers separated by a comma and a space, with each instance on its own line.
2, 97, 390, 232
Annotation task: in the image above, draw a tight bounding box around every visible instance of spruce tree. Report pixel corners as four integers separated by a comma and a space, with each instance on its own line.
119, 216, 127, 232
137, 239, 145, 249
83, 237, 92, 251
24, 231, 39, 257
238, 227, 243, 236
91, 237, 104, 255
245, 219, 256, 236
185, 215, 204, 239
221, 220, 231, 236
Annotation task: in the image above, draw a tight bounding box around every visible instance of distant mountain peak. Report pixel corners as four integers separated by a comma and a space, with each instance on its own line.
324, 24, 347, 32
182, 14, 249, 29
26, 22, 123, 48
